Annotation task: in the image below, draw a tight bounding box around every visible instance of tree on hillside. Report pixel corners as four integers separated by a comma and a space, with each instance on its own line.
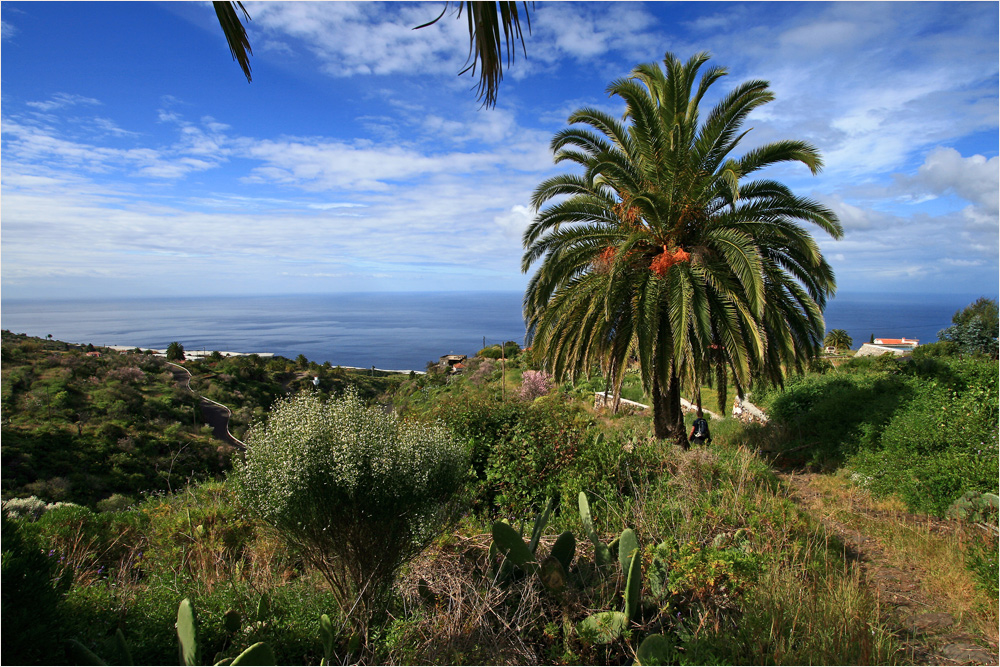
938, 297, 999, 357
824, 329, 853, 352
166, 342, 185, 361
522, 52, 842, 445
213, 1, 531, 108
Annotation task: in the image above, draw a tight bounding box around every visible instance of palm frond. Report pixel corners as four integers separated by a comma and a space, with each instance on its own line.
213, 1, 253, 82
417, 2, 532, 108
523, 50, 842, 439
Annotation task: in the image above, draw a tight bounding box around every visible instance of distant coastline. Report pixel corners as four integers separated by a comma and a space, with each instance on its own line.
1, 291, 987, 371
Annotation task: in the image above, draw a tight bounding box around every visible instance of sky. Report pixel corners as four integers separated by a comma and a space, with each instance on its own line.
1, 1, 998, 301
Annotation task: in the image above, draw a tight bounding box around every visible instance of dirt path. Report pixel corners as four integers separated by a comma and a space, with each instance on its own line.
780, 472, 998, 666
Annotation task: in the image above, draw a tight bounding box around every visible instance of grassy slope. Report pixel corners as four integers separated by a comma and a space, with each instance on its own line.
3, 340, 996, 664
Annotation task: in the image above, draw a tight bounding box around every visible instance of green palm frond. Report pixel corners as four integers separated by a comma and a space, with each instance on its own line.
414, 2, 532, 108
522, 51, 841, 440
213, 1, 253, 82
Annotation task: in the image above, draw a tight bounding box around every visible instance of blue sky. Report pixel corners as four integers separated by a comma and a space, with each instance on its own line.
2, 1, 997, 300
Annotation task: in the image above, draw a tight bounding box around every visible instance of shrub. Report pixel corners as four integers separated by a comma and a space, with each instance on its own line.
2, 495, 48, 521
467, 359, 496, 386
938, 297, 999, 357
520, 370, 553, 401
484, 398, 591, 514
2, 515, 65, 665
476, 345, 503, 359
911, 340, 958, 359
230, 390, 467, 637
764, 355, 998, 515
107, 366, 146, 383
95, 493, 136, 513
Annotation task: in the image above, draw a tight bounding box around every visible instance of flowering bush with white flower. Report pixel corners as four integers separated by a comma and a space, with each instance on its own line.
230, 389, 467, 636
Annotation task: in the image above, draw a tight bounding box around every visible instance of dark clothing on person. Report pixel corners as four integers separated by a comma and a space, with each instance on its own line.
689, 417, 711, 446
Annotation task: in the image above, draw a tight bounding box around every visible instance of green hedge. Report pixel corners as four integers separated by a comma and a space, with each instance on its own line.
761, 355, 998, 515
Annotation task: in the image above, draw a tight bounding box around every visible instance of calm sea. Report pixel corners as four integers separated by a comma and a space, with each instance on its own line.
0, 291, 990, 371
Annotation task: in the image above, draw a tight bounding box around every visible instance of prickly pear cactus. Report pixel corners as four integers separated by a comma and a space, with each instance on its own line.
111, 628, 133, 666
528, 497, 557, 555
255, 596, 271, 623
577, 611, 628, 644
648, 542, 672, 602
550, 530, 576, 573
540, 556, 568, 592
229, 642, 276, 665
624, 547, 642, 621
636, 633, 675, 665
320, 614, 335, 666
492, 521, 539, 575
578, 492, 612, 568
176, 598, 199, 667
224, 609, 242, 635
618, 528, 638, 573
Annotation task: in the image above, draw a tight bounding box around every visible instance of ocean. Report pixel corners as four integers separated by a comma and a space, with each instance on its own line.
0, 291, 990, 371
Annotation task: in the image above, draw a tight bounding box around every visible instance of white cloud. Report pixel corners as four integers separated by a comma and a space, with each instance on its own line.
942, 258, 984, 267
248, 2, 468, 77
702, 3, 999, 183
91, 118, 140, 138
820, 195, 881, 231
2, 119, 225, 180
494, 205, 533, 241
909, 147, 999, 213
26, 93, 101, 112
778, 19, 876, 52
3, 1, 995, 299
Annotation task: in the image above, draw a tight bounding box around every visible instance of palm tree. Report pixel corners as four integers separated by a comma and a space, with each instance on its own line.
522, 52, 842, 445
824, 329, 853, 352
212, 1, 530, 108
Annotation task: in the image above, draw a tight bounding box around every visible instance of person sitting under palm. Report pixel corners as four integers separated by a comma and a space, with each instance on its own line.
689, 409, 712, 447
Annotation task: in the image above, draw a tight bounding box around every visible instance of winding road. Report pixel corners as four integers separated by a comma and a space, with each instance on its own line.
165, 361, 245, 450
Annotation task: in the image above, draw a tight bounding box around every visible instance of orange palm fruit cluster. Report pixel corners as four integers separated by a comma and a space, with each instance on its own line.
613, 198, 642, 226
650, 246, 691, 276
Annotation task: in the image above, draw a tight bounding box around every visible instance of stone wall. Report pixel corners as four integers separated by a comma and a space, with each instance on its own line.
593, 392, 649, 414
593, 392, 721, 420
732, 397, 768, 425
853, 343, 912, 358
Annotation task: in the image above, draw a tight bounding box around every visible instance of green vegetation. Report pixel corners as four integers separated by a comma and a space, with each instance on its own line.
2, 323, 996, 664
7, 38, 997, 664
1, 332, 405, 507
1, 331, 225, 505
755, 352, 998, 517
824, 329, 853, 352
2, 513, 69, 664
231, 391, 467, 639
477, 341, 523, 359
522, 52, 842, 445
938, 296, 998, 357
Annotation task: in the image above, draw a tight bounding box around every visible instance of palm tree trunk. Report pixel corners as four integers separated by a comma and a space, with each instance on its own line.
651, 370, 689, 447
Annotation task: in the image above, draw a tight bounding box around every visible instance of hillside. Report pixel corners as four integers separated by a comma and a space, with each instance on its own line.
0, 332, 404, 507
2, 333, 996, 665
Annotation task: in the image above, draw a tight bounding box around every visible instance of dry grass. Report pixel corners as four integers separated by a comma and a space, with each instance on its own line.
739, 546, 908, 665
795, 474, 999, 647
392, 534, 544, 665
